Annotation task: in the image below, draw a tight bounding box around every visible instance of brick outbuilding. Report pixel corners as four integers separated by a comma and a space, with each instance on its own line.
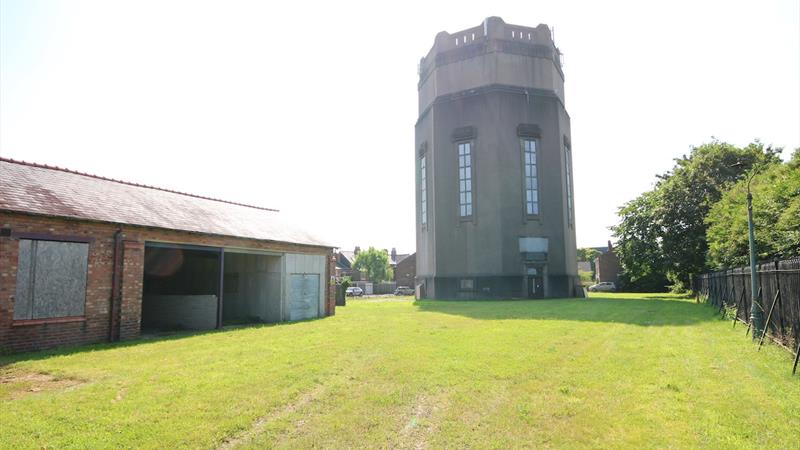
594, 241, 620, 284
0, 158, 335, 353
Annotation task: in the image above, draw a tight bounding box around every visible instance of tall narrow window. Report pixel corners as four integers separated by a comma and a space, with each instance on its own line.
458, 142, 473, 217
420, 155, 427, 225
523, 139, 539, 215
565, 146, 573, 225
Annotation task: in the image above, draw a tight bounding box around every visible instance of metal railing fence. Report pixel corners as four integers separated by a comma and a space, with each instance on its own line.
694, 258, 800, 374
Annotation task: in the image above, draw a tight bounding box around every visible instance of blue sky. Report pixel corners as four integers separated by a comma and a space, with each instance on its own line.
1, 0, 798, 253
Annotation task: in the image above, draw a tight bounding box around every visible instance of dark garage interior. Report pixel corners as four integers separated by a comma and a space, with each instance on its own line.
141, 245, 283, 332
142, 245, 221, 331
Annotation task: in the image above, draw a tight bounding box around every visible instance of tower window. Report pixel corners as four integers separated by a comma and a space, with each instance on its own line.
565, 146, 574, 226
523, 139, 539, 215
457, 142, 473, 217
420, 155, 427, 225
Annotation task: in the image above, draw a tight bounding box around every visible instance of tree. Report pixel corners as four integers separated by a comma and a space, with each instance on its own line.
612, 190, 669, 292
577, 247, 601, 262
706, 148, 800, 268
611, 139, 781, 291
577, 247, 601, 279
352, 247, 392, 282
654, 140, 780, 290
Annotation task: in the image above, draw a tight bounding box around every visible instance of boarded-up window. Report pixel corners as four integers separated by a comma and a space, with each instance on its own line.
14, 239, 89, 320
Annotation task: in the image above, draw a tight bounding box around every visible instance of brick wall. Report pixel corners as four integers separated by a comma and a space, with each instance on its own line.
119, 240, 144, 340
0, 212, 334, 353
326, 254, 336, 316
395, 253, 416, 288
595, 251, 620, 284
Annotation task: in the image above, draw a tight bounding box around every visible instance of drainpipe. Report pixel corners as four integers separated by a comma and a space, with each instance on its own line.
109, 228, 123, 342
217, 247, 225, 329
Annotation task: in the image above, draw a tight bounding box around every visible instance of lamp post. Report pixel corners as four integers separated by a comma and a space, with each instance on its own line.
729, 161, 762, 340
744, 170, 762, 340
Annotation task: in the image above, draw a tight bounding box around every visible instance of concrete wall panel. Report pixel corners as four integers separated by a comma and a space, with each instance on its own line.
284, 253, 325, 321
223, 253, 282, 324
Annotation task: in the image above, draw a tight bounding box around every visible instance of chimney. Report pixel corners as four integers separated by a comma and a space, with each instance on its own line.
607, 240, 613, 252
354, 246, 360, 255
391, 247, 397, 261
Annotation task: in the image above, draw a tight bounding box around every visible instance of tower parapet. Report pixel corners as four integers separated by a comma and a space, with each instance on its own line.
418, 17, 565, 116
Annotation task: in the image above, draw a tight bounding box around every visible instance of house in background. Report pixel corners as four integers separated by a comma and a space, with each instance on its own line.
594, 241, 620, 284
394, 251, 416, 287
0, 158, 336, 353
335, 247, 363, 280
335, 247, 414, 284
334, 247, 360, 279
389, 248, 411, 272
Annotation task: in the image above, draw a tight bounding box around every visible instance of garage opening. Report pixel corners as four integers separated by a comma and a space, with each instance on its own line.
141, 245, 220, 332
222, 252, 283, 326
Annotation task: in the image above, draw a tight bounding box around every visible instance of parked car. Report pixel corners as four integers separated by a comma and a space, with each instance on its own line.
588, 282, 616, 292
346, 286, 364, 297
394, 286, 414, 296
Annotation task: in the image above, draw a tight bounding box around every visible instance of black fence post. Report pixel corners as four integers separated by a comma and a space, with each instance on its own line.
758, 290, 780, 351
699, 259, 800, 354
774, 261, 785, 337
733, 280, 745, 328
745, 287, 761, 338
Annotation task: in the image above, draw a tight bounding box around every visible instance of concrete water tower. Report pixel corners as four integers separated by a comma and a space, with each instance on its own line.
414, 17, 578, 299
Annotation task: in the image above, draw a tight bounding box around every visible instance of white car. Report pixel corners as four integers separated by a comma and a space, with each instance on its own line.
394, 286, 414, 296
345, 286, 364, 297
588, 282, 616, 292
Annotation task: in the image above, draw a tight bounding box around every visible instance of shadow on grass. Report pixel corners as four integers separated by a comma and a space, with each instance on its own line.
414, 295, 715, 327
0, 317, 321, 367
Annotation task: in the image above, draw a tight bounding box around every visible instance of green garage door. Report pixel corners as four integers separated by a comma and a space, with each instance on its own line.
289, 274, 319, 321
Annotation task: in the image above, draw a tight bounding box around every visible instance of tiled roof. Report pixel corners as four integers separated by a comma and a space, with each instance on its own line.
0, 158, 332, 248
393, 253, 411, 265
339, 251, 356, 265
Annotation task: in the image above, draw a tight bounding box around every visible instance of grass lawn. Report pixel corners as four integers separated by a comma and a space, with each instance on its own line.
1, 293, 799, 449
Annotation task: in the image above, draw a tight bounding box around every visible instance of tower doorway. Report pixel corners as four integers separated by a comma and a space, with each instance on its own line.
525, 265, 545, 298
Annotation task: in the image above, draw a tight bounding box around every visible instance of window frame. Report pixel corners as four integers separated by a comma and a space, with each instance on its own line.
564, 144, 574, 227
520, 137, 541, 218
456, 140, 475, 220
420, 154, 428, 226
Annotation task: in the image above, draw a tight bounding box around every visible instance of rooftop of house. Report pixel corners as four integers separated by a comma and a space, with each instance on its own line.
336, 248, 411, 268
392, 253, 411, 265
338, 250, 356, 265
0, 157, 331, 248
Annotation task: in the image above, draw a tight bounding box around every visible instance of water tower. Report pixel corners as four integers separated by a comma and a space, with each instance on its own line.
415, 17, 578, 298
